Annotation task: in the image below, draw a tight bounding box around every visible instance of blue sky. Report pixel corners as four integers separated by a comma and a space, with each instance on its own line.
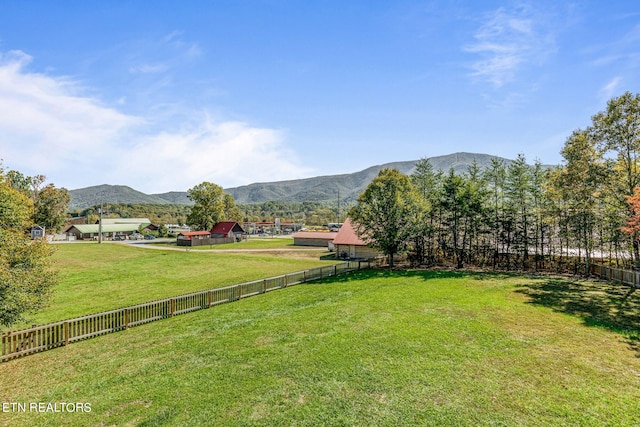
1, 1, 639, 193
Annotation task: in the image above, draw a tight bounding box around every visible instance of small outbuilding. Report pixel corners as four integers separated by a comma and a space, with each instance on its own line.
177, 231, 212, 247
332, 218, 380, 260
210, 222, 246, 240
31, 225, 45, 240
292, 231, 338, 247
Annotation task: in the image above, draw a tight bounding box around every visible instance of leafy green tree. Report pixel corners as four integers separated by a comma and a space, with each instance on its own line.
157, 224, 169, 237
549, 129, 605, 272
592, 91, 640, 265
349, 168, 424, 267
186, 182, 242, 230
0, 178, 32, 230
33, 184, 71, 233
0, 172, 56, 328
5, 170, 33, 196
186, 182, 226, 230
223, 193, 243, 223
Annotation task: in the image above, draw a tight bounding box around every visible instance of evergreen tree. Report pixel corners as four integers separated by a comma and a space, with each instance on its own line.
505, 154, 533, 269
483, 158, 507, 266
410, 158, 440, 265
438, 169, 466, 268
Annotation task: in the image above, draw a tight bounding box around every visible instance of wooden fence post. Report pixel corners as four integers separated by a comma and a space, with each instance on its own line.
2, 265, 368, 363
64, 322, 69, 346
263, 279, 267, 293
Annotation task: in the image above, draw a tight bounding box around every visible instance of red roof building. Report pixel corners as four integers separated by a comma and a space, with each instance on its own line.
332, 218, 379, 259
177, 231, 211, 240
176, 231, 212, 246
210, 222, 245, 238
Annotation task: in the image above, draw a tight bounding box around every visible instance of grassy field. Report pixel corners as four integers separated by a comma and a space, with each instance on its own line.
10, 242, 337, 327
2, 269, 640, 426
173, 236, 301, 250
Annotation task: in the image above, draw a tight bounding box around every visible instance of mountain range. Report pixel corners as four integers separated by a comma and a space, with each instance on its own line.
68, 152, 519, 210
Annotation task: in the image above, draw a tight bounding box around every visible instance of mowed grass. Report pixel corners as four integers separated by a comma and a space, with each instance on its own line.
178, 237, 301, 250
2, 270, 640, 426
12, 242, 337, 327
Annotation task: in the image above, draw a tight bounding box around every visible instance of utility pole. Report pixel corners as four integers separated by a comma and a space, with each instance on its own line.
98, 204, 103, 244
337, 187, 341, 223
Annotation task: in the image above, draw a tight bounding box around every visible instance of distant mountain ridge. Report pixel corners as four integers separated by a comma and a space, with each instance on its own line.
68, 152, 517, 210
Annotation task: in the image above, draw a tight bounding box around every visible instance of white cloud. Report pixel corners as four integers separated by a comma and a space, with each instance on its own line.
0, 50, 139, 171
162, 30, 202, 59
464, 5, 557, 87
588, 23, 640, 70
110, 119, 310, 192
599, 76, 622, 101
129, 63, 169, 74
0, 50, 310, 193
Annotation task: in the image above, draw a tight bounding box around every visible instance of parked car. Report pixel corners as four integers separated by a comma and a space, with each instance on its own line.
113, 235, 126, 241
144, 235, 156, 240
129, 233, 144, 240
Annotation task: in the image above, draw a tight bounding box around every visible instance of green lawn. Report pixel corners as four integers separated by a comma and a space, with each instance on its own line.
11, 242, 337, 327
2, 270, 639, 426
153, 236, 332, 254
183, 236, 300, 250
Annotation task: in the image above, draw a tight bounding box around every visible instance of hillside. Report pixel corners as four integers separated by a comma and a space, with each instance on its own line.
226, 152, 506, 204
152, 191, 193, 205
69, 152, 513, 210
68, 184, 173, 210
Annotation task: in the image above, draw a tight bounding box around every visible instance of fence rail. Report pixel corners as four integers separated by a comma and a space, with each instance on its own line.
589, 263, 640, 288
1, 261, 367, 363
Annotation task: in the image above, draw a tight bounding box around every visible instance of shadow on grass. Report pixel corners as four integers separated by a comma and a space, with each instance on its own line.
515, 278, 640, 354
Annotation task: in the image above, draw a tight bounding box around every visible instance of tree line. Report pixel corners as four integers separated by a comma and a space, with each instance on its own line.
0, 166, 69, 327
72, 198, 343, 228
350, 92, 640, 270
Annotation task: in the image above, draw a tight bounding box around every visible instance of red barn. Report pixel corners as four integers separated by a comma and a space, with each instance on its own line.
210, 222, 246, 240
177, 231, 212, 246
